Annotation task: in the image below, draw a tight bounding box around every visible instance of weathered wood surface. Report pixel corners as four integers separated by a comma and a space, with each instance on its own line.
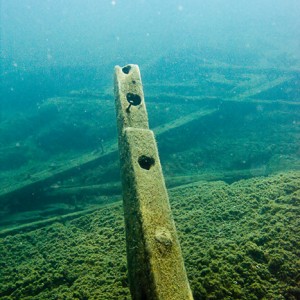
115, 64, 193, 300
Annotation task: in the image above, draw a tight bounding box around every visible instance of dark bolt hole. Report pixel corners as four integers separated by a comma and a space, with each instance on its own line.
126, 93, 141, 106
138, 155, 155, 170
122, 65, 131, 74
126, 93, 141, 112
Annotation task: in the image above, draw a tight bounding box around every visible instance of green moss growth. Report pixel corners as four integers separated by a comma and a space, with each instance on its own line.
0, 171, 299, 299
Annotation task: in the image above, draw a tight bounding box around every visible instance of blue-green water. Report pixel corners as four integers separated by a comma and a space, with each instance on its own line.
0, 1, 299, 299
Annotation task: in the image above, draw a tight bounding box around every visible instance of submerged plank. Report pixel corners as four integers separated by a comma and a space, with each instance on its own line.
0, 107, 216, 201
148, 94, 300, 105
154, 107, 218, 135
45, 182, 121, 198
234, 76, 294, 99
0, 202, 121, 237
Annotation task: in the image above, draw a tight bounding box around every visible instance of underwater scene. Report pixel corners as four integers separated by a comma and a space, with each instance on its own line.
0, 0, 299, 299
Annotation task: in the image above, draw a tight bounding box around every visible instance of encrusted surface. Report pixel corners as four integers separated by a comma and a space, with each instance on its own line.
0, 171, 299, 299
115, 64, 193, 299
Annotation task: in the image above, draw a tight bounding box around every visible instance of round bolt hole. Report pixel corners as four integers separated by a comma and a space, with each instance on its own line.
138, 155, 155, 170
122, 65, 131, 74
126, 93, 141, 106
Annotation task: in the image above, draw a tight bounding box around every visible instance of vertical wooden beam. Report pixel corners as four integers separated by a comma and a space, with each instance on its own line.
114, 64, 193, 300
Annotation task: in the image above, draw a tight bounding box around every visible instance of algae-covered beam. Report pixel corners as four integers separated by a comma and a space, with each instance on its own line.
114, 64, 193, 300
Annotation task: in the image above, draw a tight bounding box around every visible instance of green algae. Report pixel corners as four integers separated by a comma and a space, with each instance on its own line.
0, 171, 299, 299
